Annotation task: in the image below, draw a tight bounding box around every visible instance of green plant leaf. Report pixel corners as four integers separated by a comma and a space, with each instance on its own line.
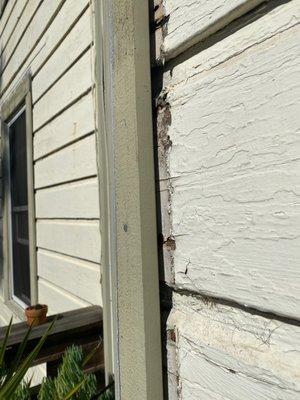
82, 338, 102, 368
0, 317, 13, 371
3, 322, 33, 384
63, 378, 87, 400
0, 317, 56, 399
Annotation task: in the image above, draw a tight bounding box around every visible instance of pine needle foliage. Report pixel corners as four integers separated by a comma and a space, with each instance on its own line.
0, 318, 114, 400
98, 388, 114, 400
0, 317, 55, 400
38, 346, 97, 400
10, 382, 31, 400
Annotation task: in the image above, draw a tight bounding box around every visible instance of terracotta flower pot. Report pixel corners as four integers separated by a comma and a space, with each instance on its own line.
25, 304, 48, 327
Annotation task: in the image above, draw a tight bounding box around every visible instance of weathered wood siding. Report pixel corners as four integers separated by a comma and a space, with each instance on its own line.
0, 0, 102, 317
156, 0, 300, 398
163, 0, 265, 60
168, 293, 300, 400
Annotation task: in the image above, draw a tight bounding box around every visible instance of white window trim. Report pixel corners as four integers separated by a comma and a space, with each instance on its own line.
1, 74, 37, 319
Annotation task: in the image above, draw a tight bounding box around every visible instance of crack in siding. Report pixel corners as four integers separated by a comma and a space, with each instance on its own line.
161, 282, 300, 327
180, 335, 300, 394
164, 0, 296, 68
189, 21, 299, 82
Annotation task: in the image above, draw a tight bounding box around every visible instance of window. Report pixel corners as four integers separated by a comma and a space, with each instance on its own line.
1, 74, 37, 314
7, 107, 31, 306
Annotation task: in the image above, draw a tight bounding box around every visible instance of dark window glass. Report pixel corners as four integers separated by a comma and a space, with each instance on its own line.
8, 110, 31, 305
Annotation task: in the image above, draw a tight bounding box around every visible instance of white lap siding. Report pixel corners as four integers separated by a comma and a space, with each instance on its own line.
157, 1, 300, 399
0, 0, 101, 318
163, 0, 265, 60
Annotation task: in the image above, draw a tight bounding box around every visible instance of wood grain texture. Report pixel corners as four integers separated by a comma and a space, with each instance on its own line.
163, 0, 264, 60
168, 293, 300, 400
38, 249, 102, 305
163, 2, 300, 318
34, 134, 97, 189
33, 48, 93, 131
36, 219, 101, 263
34, 91, 95, 160
35, 177, 99, 219
32, 8, 92, 102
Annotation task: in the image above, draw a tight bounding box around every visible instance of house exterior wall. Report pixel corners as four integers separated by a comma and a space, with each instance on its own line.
155, 0, 300, 398
0, 0, 102, 323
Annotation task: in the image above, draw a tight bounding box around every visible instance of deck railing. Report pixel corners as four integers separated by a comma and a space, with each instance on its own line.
0, 305, 104, 394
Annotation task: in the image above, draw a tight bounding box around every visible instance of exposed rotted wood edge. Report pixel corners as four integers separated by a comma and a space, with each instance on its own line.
155, 92, 175, 287
150, 0, 168, 66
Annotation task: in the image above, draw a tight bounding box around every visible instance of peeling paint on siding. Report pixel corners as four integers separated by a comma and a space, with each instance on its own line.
154, 0, 300, 399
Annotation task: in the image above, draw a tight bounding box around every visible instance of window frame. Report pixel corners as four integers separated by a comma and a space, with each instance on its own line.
1, 73, 37, 318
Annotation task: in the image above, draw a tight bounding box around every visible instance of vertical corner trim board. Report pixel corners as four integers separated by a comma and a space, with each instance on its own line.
161, 0, 300, 319
163, 0, 265, 60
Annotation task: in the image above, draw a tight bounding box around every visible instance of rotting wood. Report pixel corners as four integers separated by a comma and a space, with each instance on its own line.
151, 0, 168, 65
168, 293, 300, 399
156, 91, 175, 286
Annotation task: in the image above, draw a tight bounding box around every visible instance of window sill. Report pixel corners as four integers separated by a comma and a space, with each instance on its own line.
0, 297, 22, 326
1, 297, 26, 323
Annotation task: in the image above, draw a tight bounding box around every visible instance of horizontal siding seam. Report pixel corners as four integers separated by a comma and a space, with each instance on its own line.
166, 286, 300, 327
35, 176, 98, 192
38, 247, 100, 269
163, 0, 296, 68
0, 0, 43, 78
37, 245, 100, 266
0, 0, 28, 57
34, 174, 98, 191
0, 0, 17, 36
34, 130, 95, 162
38, 276, 93, 305
185, 22, 300, 83
36, 217, 100, 222
163, 0, 265, 62
33, 86, 93, 133
37, 219, 100, 226
32, 2, 90, 78
0, 0, 68, 98
33, 44, 93, 105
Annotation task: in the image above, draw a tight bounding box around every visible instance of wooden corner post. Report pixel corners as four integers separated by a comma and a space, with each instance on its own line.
94, 0, 163, 398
